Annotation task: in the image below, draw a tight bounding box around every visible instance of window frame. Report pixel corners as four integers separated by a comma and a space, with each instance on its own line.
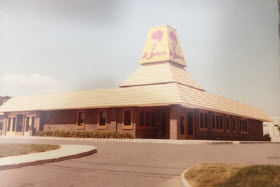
6, 115, 16, 133
76, 110, 86, 130
25, 114, 36, 132
225, 116, 230, 132
239, 118, 248, 134
7, 117, 11, 131
199, 111, 209, 131
232, 117, 237, 133
180, 115, 185, 135
97, 109, 107, 130
137, 109, 159, 129
213, 113, 224, 132
123, 108, 133, 130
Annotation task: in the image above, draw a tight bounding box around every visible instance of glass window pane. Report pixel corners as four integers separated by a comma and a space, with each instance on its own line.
200, 113, 203, 128
12, 117, 16, 131
7, 118, 11, 131
220, 116, 223, 129
78, 112, 85, 126
180, 116, 184, 134
99, 111, 106, 126
204, 114, 208, 128
145, 112, 150, 126
216, 116, 219, 129
151, 112, 156, 126
124, 110, 131, 126
26, 117, 30, 131
31, 117, 35, 129
139, 111, 144, 126
212, 115, 215, 129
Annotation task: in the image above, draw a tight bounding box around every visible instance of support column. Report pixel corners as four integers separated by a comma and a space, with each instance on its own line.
169, 105, 180, 139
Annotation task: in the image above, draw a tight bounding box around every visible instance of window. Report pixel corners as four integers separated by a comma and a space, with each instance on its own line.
138, 110, 158, 128
124, 110, 131, 126
204, 114, 208, 128
98, 111, 107, 129
212, 115, 215, 129
200, 114, 203, 128
239, 118, 248, 134
7, 118, 11, 131
232, 117, 236, 132
26, 117, 30, 131
77, 111, 85, 130
16, 115, 24, 132
219, 116, 223, 129
212, 114, 224, 132
226, 117, 230, 132
12, 117, 16, 131
145, 112, 151, 126
180, 116, 185, 134
199, 112, 208, 131
31, 116, 35, 129
139, 111, 144, 126
123, 109, 133, 129
151, 112, 156, 127
216, 116, 220, 130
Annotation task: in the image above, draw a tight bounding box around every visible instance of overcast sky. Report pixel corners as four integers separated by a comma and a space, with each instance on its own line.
0, 0, 279, 116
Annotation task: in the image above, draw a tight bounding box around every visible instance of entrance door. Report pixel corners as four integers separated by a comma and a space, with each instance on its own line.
186, 112, 195, 139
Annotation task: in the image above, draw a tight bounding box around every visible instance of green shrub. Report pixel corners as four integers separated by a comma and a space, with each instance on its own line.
34, 129, 133, 139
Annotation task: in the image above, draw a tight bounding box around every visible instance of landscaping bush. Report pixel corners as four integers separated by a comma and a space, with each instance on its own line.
34, 130, 133, 139
200, 132, 271, 141
262, 134, 271, 141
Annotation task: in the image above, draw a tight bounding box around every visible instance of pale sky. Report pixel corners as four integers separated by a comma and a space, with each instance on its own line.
0, 0, 279, 116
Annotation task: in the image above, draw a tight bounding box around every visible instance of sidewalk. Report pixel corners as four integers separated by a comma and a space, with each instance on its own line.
1, 135, 279, 145
0, 144, 96, 170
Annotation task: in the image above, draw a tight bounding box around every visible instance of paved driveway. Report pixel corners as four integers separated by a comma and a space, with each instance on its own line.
0, 138, 280, 187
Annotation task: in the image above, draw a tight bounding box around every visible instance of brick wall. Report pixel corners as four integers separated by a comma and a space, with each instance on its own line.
248, 119, 263, 140
41, 108, 136, 137
169, 105, 179, 139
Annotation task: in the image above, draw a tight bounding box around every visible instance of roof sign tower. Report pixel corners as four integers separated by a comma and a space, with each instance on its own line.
140, 25, 186, 67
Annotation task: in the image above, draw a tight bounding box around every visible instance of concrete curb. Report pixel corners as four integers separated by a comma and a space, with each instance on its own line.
1, 136, 279, 145
180, 168, 192, 187
0, 145, 97, 170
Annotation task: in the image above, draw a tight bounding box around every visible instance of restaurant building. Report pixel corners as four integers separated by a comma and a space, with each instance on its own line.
0, 25, 271, 140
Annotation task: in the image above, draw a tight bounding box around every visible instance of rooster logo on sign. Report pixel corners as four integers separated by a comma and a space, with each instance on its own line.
151, 30, 163, 51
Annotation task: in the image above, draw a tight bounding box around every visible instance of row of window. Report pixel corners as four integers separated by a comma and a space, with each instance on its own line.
139, 111, 160, 127
179, 112, 195, 136
6, 115, 36, 133
77, 109, 133, 130
200, 112, 248, 133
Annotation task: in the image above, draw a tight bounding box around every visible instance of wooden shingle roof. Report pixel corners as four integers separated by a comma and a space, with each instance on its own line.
0, 80, 271, 122
120, 62, 204, 91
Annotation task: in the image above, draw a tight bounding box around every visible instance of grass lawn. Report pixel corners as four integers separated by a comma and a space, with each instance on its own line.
185, 163, 280, 187
0, 144, 60, 158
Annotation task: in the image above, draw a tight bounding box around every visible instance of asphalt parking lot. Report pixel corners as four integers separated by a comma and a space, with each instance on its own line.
0, 138, 280, 187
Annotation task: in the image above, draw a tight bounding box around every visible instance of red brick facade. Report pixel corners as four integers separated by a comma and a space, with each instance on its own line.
2, 105, 264, 140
